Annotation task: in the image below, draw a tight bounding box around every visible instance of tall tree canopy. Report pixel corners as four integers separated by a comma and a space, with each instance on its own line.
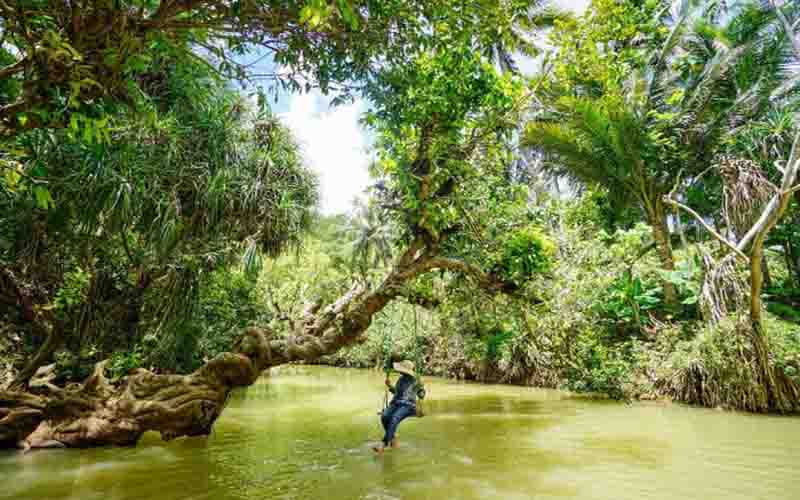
0, 0, 539, 135
525, 0, 797, 306
1, 56, 318, 387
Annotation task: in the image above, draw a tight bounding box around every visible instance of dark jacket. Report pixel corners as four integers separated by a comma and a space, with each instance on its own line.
389, 374, 426, 407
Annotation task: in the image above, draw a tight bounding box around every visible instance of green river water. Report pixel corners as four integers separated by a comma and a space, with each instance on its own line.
2, 365, 799, 500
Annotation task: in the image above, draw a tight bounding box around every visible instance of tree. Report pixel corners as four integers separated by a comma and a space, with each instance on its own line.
727, 88, 800, 289
0, 57, 318, 389
664, 0, 800, 412
525, 0, 788, 308
0, 45, 555, 449
0, 0, 539, 136
525, 94, 683, 305
345, 198, 396, 277
546, 0, 663, 96
479, 0, 564, 74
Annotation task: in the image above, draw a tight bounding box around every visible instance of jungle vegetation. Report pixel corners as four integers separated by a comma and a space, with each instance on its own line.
0, 0, 799, 450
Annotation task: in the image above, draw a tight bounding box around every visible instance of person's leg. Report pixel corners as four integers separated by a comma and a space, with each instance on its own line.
384, 404, 415, 447
381, 404, 400, 445
374, 405, 399, 453
381, 406, 392, 432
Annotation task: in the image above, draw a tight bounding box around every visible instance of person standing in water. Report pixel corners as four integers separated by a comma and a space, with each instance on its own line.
373, 360, 425, 454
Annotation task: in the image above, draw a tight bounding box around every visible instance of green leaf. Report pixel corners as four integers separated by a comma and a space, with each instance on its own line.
3, 166, 21, 189
632, 277, 642, 296
34, 186, 54, 210
337, 0, 359, 29
299, 5, 313, 24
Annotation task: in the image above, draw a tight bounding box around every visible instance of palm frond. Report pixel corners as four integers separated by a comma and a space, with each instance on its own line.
524, 99, 643, 204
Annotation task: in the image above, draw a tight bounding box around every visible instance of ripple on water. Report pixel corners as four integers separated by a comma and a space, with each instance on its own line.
2, 366, 800, 500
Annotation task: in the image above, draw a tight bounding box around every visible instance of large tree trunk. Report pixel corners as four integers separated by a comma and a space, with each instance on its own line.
0, 296, 381, 449
0, 276, 390, 449
0, 239, 515, 450
647, 199, 678, 308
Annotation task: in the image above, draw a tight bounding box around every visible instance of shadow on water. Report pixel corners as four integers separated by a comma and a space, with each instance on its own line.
2, 365, 800, 500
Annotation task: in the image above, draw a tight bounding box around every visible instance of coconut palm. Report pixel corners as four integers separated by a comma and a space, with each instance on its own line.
346, 199, 396, 276
524, 0, 791, 307
478, 0, 565, 74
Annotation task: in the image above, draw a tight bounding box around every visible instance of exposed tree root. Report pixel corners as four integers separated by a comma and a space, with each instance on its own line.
0, 334, 266, 449
664, 317, 800, 413
0, 238, 520, 450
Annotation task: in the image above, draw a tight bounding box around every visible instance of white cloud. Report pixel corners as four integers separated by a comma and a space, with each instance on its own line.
554, 0, 589, 12
279, 92, 371, 215
275, 0, 589, 215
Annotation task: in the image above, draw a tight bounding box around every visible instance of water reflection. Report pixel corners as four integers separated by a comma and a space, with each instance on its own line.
2, 366, 800, 500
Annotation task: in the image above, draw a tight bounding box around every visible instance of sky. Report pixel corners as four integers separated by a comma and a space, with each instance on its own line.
276, 0, 589, 214
277, 93, 371, 215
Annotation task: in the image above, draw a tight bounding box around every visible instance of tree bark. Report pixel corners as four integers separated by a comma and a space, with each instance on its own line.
9, 324, 62, 391
787, 239, 800, 288
0, 238, 519, 450
750, 245, 767, 328
647, 199, 678, 307
0, 297, 375, 449
761, 256, 773, 290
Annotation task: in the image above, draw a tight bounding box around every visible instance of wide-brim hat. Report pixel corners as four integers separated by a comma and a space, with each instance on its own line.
393, 360, 416, 376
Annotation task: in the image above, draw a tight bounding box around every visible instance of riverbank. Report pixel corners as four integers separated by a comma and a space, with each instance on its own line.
320, 313, 800, 412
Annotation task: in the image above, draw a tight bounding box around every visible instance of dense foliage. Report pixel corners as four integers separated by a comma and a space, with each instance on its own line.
327, 0, 800, 411
2, 0, 800, 427
0, 58, 317, 383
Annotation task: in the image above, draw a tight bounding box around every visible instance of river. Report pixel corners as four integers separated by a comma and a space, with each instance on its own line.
2, 365, 799, 499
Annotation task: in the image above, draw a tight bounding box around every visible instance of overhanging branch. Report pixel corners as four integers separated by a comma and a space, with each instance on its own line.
423, 257, 519, 294
664, 194, 747, 260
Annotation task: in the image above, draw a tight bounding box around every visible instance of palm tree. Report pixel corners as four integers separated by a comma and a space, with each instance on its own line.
526, 94, 685, 305
524, 0, 789, 307
479, 0, 566, 74
345, 198, 396, 276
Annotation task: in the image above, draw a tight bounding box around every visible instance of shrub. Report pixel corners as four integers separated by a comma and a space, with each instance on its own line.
595, 269, 662, 331
108, 349, 145, 379
494, 226, 555, 286
564, 329, 631, 400
663, 315, 800, 412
